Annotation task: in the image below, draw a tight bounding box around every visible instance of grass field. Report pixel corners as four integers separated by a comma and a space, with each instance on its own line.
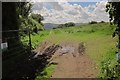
23, 23, 118, 78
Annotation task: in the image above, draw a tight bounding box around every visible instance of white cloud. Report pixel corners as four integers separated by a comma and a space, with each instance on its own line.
32, 1, 109, 24
30, 0, 108, 2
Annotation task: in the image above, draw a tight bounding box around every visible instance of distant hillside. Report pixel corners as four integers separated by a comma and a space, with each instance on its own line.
43, 23, 84, 29
43, 23, 59, 29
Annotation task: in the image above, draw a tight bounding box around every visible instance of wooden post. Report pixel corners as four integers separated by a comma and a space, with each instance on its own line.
117, 19, 120, 63
28, 27, 32, 53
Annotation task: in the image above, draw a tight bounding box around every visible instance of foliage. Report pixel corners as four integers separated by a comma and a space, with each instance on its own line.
100, 60, 120, 79
16, 2, 32, 18
65, 22, 75, 27
28, 17, 44, 31
100, 21, 105, 23
19, 14, 44, 34
57, 22, 75, 28
16, 2, 44, 34
99, 2, 120, 79
30, 13, 44, 24
2, 2, 45, 79
16, 2, 33, 30
57, 24, 65, 28
89, 21, 98, 24
35, 64, 56, 80
106, 2, 120, 47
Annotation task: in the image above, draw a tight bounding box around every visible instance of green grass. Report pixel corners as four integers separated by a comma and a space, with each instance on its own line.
35, 64, 56, 80
30, 30, 50, 48
22, 23, 118, 79
21, 29, 51, 49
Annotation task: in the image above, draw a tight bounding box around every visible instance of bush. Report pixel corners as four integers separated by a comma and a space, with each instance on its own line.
57, 24, 65, 28
33, 27, 38, 33
89, 21, 98, 24
100, 21, 105, 23
53, 27, 57, 29
65, 22, 75, 27
101, 60, 120, 79
57, 22, 75, 28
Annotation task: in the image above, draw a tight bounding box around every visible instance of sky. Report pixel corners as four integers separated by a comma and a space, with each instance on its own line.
68, 2, 97, 7
31, 1, 109, 24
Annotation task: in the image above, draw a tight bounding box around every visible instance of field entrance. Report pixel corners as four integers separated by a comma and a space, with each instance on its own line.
34, 40, 98, 78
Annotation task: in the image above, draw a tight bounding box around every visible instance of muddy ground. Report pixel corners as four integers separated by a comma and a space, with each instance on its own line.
34, 41, 98, 78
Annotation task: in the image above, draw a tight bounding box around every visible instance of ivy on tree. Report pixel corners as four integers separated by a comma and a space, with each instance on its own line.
106, 2, 120, 49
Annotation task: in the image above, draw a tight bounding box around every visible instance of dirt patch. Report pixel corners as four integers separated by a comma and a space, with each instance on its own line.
51, 54, 97, 78
33, 41, 97, 78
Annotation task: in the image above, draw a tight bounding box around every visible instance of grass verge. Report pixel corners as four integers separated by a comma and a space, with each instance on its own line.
35, 64, 57, 80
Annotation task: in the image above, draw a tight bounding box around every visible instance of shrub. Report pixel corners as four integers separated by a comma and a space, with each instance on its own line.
100, 21, 105, 23
89, 21, 98, 24
101, 60, 120, 79
33, 27, 38, 33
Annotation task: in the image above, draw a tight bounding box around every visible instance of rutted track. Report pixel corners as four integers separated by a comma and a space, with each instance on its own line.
51, 53, 97, 78
50, 42, 97, 78
33, 40, 98, 78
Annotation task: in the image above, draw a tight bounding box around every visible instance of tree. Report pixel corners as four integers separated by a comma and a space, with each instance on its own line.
106, 2, 120, 49
100, 21, 105, 23
105, 2, 120, 79
30, 13, 44, 24
89, 21, 98, 24
16, 2, 32, 18
2, 2, 32, 48
17, 3, 44, 33
65, 22, 75, 27
57, 22, 75, 28
57, 24, 65, 28
17, 2, 32, 29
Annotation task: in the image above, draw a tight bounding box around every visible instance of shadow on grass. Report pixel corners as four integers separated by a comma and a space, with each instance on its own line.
2, 50, 50, 80
2, 42, 59, 80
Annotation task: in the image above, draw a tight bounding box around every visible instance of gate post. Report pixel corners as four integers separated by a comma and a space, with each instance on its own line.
28, 27, 32, 54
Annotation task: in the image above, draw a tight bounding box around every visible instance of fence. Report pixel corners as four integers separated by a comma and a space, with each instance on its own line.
1, 28, 53, 79
1, 28, 32, 60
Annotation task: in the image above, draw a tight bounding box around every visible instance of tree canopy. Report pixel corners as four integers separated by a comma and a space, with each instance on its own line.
57, 22, 75, 28
30, 13, 44, 24
106, 2, 120, 48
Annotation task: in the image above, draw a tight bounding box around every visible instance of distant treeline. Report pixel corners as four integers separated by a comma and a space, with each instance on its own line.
53, 22, 75, 29
53, 21, 106, 29
89, 21, 105, 24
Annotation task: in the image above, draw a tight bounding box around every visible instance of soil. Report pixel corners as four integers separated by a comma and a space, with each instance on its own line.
50, 42, 98, 78
51, 53, 97, 78
34, 41, 98, 78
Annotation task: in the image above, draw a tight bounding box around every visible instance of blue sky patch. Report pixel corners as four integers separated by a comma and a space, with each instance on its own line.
68, 2, 96, 7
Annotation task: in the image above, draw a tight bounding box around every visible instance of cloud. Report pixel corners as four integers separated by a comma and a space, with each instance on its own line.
30, 0, 108, 2
32, 2, 63, 11
32, 1, 109, 24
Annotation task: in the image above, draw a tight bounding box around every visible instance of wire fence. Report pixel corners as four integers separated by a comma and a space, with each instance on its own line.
2, 28, 52, 79
1, 29, 32, 60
